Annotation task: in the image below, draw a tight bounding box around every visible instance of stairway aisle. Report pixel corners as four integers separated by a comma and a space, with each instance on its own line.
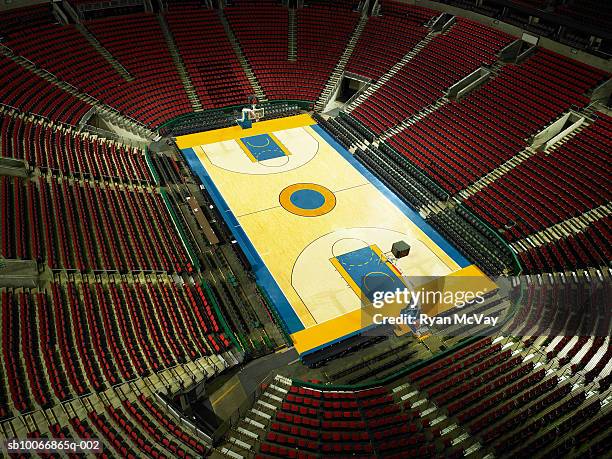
158, 14, 203, 112
218, 10, 267, 102
314, 14, 369, 112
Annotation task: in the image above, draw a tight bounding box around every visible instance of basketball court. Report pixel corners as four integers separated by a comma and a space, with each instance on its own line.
177, 113, 495, 356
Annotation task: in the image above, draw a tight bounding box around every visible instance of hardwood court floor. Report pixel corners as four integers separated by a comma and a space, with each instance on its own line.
178, 114, 495, 355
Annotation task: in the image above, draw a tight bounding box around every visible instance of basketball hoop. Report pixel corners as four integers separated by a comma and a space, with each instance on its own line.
236, 105, 265, 129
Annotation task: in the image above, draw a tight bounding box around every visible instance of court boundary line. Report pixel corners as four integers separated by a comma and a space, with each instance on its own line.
181, 147, 305, 334
311, 124, 470, 268
330, 244, 408, 305
195, 127, 318, 176
237, 132, 292, 163
180, 119, 477, 356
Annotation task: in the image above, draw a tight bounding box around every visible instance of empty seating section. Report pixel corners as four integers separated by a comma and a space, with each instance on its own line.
381, 0, 436, 18
226, 1, 359, 101
0, 280, 230, 418
90, 405, 165, 457
2, 290, 36, 414
85, 13, 192, 127
0, 55, 92, 125
409, 340, 569, 442
114, 397, 201, 457
352, 19, 514, 133
1, 175, 193, 272
518, 217, 611, 273
0, 4, 57, 38
465, 113, 612, 240
259, 384, 441, 457
507, 285, 611, 387
387, 50, 608, 194
346, 3, 433, 80
165, 5, 251, 108
136, 393, 210, 454
224, 0, 288, 98
63, 392, 209, 457
4, 24, 126, 100
0, 114, 151, 182
247, 337, 610, 458
0, 176, 41, 262
555, 0, 612, 32
295, 3, 359, 100
0, 1, 610, 456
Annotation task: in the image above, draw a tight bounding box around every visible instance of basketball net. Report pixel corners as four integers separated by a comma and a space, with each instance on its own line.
236, 105, 264, 126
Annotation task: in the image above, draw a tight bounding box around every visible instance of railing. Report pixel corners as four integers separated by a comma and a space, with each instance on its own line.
153, 391, 213, 444
0, 103, 147, 149
144, 149, 160, 185
381, 141, 451, 202
200, 279, 243, 352
0, 43, 14, 55
0, 104, 50, 123
343, 80, 371, 108
210, 372, 276, 445
456, 203, 523, 276
257, 286, 292, 346
159, 189, 201, 271
79, 0, 145, 13
343, 71, 372, 84
80, 123, 148, 149
0, 102, 20, 113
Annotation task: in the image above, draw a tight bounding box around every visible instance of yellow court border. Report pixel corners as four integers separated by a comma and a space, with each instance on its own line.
178, 115, 497, 355
176, 113, 316, 149
290, 264, 497, 354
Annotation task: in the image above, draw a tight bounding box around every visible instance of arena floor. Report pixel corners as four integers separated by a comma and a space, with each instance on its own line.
177, 114, 495, 355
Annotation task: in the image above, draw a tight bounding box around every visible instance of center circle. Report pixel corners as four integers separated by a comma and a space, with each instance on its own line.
289, 189, 326, 210
279, 183, 336, 217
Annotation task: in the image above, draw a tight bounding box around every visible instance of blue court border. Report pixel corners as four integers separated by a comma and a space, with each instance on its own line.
182, 147, 304, 334
181, 124, 471, 353
312, 124, 470, 268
